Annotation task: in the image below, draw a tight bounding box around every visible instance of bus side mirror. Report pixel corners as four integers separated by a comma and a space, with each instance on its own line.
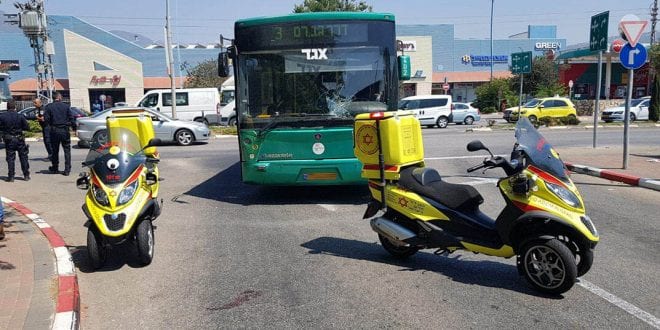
218, 52, 229, 77
398, 55, 411, 81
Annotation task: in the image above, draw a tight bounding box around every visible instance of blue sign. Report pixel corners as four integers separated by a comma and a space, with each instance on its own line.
461, 54, 509, 66
619, 43, 647, 70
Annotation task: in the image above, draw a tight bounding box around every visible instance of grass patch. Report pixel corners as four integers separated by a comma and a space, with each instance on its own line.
210, 126, 238, 135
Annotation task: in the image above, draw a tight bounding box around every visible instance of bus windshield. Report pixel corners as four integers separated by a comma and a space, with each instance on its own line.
237, 46, 389, 128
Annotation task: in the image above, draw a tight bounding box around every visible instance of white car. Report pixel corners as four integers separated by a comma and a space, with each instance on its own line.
76, 107, 210, 147
601, 97, 650, 122
399, 95, 453, 128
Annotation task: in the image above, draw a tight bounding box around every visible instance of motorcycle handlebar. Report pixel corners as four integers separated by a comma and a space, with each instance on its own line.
467, 163, 487, 173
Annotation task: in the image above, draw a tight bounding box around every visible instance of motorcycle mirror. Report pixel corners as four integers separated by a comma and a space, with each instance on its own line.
467, 140, 494, 157
147, 138, 162, 147
76, 175, 89, 190
467, 140, 486, 152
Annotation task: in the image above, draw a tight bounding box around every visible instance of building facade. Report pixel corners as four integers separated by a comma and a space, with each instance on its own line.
0, 15, 219, 110
396, 24, 566, 101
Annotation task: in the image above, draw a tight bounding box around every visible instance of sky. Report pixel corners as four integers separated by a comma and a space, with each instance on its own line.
0, 0, 652, 46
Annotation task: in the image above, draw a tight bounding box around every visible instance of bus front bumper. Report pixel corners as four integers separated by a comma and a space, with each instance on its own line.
242, 159, 366, 186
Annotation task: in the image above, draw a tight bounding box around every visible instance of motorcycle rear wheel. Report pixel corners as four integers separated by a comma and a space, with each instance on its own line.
378, 234, 419, 259
136, 220, 155, 266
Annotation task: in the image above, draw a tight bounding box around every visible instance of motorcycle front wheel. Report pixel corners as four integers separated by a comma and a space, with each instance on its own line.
519, 238, 577, 295
87, 226, 106, 270
136, 220, 155, 266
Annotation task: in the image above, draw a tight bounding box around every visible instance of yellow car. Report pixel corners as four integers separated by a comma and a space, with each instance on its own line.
509, 97, 577, 123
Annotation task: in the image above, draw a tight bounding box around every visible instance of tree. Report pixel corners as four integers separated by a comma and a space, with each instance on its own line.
473, 78, 513, 113
510, 56, 565, 97
293, 0, 372, 12
182, 59, 227, 89
648, 44, 660, 122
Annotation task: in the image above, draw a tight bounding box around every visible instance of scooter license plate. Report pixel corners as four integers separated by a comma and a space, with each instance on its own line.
362, 200, 381, 219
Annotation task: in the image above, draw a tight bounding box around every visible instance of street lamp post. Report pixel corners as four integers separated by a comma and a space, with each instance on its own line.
490, 0, 494, 81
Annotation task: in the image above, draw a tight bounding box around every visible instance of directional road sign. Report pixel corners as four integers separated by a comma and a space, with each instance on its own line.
511, 51, 532, 74
619, 43, 647, 70
590, 11, 609, 51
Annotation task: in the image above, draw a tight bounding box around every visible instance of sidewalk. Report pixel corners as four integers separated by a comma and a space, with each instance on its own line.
557, 145, 660, 191
0, 203, 55, 329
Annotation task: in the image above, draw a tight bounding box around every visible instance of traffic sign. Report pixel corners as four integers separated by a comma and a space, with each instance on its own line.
619, 16, 648, 48
511, 51, 532, 74
590, 11, 609, 51
619, 43, 647, 70
442, 83, 450, 91
612, 39, 625, 53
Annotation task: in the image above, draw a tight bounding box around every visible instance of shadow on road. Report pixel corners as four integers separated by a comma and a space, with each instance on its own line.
69, 243, 150, 273
183, 162, 371, 206
301, 236, 563, 298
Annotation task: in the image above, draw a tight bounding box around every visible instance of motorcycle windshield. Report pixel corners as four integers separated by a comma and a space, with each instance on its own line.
514, 117, 569, 183
84, 128, 146, 185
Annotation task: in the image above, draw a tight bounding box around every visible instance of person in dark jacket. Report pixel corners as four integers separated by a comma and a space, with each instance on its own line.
44, 92, 74, 176
34, 97, 53, 160
0, 100, 30, 182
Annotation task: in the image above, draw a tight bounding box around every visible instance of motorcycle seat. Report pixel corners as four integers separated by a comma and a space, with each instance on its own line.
399, 167, 484, 212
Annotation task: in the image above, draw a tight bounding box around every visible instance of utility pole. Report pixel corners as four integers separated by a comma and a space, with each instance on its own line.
165, 0, 177, 119
489, 0, 494, 81
652, 0, 658, 45
14, 0, 55, 102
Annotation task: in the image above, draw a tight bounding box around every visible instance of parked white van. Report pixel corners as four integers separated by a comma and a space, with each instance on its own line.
219, 100, 236, 126
399, 95, 453, 128
136, 88, 220, 122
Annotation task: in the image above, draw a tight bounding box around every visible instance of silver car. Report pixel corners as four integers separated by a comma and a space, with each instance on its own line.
76, 107, 210, 146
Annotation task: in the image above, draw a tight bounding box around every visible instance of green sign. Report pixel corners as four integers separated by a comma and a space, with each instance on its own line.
511, 51, 532, 74
399, 55, 411, 80
590, 11, 609, 51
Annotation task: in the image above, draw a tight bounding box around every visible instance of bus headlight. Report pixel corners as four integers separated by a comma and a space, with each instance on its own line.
545, 182, 582, 208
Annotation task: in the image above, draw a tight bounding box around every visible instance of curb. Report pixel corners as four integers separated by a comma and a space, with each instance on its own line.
0, 197, 80, 330
564, 162, 660, 192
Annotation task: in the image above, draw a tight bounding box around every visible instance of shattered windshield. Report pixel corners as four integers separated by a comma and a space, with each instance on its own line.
236, 46, 390, 128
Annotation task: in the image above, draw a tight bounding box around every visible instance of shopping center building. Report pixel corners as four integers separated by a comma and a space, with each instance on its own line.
396, 24, 565, 101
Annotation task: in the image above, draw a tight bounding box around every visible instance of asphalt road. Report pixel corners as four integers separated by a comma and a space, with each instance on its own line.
3, 125, 659, 329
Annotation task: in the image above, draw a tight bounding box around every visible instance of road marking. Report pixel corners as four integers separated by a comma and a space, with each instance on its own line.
425, 154, 507, 160
460, 178, 500, 186
318, 204, 338, 212
578, 279, 660, 329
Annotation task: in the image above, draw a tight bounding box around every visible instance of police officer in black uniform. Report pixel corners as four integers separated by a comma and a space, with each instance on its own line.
34, 97, 53, 160
44, 92, 74, 176
0, 100, 30, 182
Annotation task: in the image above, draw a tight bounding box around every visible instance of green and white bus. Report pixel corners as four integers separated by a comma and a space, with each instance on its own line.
218, 12, 409, 185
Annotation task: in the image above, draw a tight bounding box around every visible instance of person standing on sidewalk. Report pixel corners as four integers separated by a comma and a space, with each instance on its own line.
0, 196, 5, 240
0, 100, 30, 182
34, 97, 53, 161
44, 92, 74, 176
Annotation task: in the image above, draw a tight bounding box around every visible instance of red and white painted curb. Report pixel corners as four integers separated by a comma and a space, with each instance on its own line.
0, 197, 80, 330
564, 162, 660, 192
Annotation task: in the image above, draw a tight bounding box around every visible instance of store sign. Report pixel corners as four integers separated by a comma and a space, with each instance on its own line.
90, 75, 121, 86
461, 54, 508, 66
397, 40, 417, 52
0, 60, 20, 71
534, 41, 562, 51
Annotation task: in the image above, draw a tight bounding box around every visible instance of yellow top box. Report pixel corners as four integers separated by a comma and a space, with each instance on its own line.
354, 111, 424, 170
106, 109, 157, 156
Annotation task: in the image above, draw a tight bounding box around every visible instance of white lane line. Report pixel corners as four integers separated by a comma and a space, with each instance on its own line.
460, 178, 500, 186
425, 154, 507, 160
578, 279, 660, 329
317, 204, 338, 212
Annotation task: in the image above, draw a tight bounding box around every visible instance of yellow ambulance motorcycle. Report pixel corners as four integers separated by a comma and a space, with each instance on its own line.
355, 113, 598, 294
77, 109, 162, 269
